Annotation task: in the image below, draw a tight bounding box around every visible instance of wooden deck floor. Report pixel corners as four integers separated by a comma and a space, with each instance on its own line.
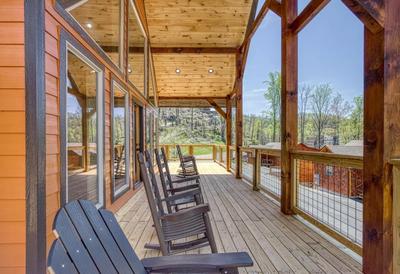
116, 161, 362, 273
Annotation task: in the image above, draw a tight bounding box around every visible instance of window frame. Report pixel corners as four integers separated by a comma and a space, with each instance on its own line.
127, 0, 149, 97
111, 79, 131, 201
59, 29, 105, 208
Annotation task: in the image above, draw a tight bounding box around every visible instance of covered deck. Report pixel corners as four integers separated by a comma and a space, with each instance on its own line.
116, 162, 362, 273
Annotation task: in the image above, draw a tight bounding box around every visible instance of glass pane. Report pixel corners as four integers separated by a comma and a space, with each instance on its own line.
62, 0, 122, 67
145, 110, 153, 151
113, 84, 128, 194
149, 61, 155, 105
128, 2, 146, 94
67, 50, 99, 204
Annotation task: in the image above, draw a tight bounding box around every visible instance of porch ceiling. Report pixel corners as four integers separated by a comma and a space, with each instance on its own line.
145, 0, 255, 103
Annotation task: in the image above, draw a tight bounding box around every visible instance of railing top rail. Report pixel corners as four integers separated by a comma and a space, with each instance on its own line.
390, 158, 400, 166
158, 144, 218, 147
291, 149, 363, 169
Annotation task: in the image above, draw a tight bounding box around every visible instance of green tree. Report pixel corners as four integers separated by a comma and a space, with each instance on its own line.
350, 96, 363, 140
310, 84, 333, 148
264, 72, 281, 142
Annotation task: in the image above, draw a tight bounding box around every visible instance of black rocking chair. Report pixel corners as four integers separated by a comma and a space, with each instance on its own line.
139, 151, 218, 255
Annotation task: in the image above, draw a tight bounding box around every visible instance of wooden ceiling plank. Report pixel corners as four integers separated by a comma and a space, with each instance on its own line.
290, 0, 330, 34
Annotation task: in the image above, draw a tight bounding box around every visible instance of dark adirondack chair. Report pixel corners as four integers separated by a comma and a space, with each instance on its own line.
47, 200, 253, 274
176, 144, 199, 177
139, 151, 218, 255
154, 148, 203, 213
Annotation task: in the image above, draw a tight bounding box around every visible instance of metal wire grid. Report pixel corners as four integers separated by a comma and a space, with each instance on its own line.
230, 149, 236, 171
241, 151, 254, 182
295, 159, 363, 246
259, 153, 281, 198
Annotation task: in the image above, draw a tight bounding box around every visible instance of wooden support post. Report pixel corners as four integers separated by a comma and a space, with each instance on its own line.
280, 0, 298, 215
235, 53, 244, 179
226, 96, 232, 171
393, 162, 400, 274
363, 0, 399, 271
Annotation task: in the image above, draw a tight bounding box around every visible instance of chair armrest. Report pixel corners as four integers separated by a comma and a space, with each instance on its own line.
160, 204, 210, 222
167, 184, 199, 193
171, 175, 200, 184
142, 252, 253, 273
161, 189, 201, 203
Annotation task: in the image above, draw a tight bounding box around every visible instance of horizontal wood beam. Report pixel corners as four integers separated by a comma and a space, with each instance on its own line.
158, 96, 226, 100
152, 47, 238, 54
206, 98, 227, 119
341, 0, 384, 33
242, 0, 272, 48
290, 0, 330, 34
270, 0, 282, 16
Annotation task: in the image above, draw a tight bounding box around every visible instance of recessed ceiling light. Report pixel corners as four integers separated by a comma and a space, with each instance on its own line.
128, 65, 132, 74
208, 68, 214, 74
175, 68, 181, 74
90, 70, 95, 73
86, 23, 93, 29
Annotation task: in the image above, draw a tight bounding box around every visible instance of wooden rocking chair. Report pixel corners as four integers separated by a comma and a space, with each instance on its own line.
139, 151, 218, 255
153, 148, 203, 213
47, 200, 253, 273
176, 144, 199, 177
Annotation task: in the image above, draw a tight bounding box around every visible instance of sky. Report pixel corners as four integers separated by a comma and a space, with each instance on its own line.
243, 0, 364, 115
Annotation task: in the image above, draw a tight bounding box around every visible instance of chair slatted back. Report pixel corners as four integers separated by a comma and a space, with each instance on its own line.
47, 200, 147, 274
138, 152, 169, 254
154, 148, 175, 213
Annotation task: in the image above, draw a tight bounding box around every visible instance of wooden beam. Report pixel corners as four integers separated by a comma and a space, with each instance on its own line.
281, 0, 298, 215
341, 0, 384, 33
206, 98, 227, 119
226, 96, 232, 172
235, 51, 244, 179
152, 47, 238, 54
290, 0, 330, 34
242, 0, 272, 48
270, 0, 283, 16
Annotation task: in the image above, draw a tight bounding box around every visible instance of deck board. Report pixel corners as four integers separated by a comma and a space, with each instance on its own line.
117, 161, 362, 273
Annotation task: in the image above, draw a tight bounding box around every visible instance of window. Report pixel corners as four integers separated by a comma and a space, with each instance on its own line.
148, 55, 156, 106
65, 44, 104, 207
145, 109, 154, 151
127, 0, 146, 94
112, 81, 130, 197
60, 0, 124, 68
325, 166, 334, 176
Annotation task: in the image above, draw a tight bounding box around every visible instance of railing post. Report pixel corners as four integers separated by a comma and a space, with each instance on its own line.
253, 149, 260, 191
189, 145, 194, 156
166, 145, 170, 161
212, 145, 216, 161
226, 96, 232, 171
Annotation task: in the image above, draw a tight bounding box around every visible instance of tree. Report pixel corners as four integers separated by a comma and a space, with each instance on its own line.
330, 93, 351, 144
298, 84, 312, 144
310, 84, 333, 148
264, 72, 281, 142
350, 96, 363, 140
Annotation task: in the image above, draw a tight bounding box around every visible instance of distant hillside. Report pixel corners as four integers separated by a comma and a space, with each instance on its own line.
158, 108, 226, 145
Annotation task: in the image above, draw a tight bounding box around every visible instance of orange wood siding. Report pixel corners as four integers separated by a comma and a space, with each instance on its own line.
43, 0, 147, 257
0, 1, 26, 273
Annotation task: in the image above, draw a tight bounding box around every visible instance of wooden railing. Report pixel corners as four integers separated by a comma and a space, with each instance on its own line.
239, 146, 364, 254
158, 144, 222, 161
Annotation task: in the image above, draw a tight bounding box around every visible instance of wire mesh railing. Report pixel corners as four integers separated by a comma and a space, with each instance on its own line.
292, 151, 363, 253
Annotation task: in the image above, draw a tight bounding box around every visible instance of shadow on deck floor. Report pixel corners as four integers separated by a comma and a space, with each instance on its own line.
116, 161, 362, 274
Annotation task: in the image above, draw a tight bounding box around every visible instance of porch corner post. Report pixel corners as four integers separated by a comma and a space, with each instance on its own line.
226, 96, 232, 171
280, 0, 298, 215
235, 51, 244, 179
25, 0, 47, 273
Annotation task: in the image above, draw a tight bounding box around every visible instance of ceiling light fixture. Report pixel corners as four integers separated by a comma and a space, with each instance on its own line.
128, 65, 132, 74
175, 68, 181, 74
208, 68, 214, 74
86, 23, 93, 29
